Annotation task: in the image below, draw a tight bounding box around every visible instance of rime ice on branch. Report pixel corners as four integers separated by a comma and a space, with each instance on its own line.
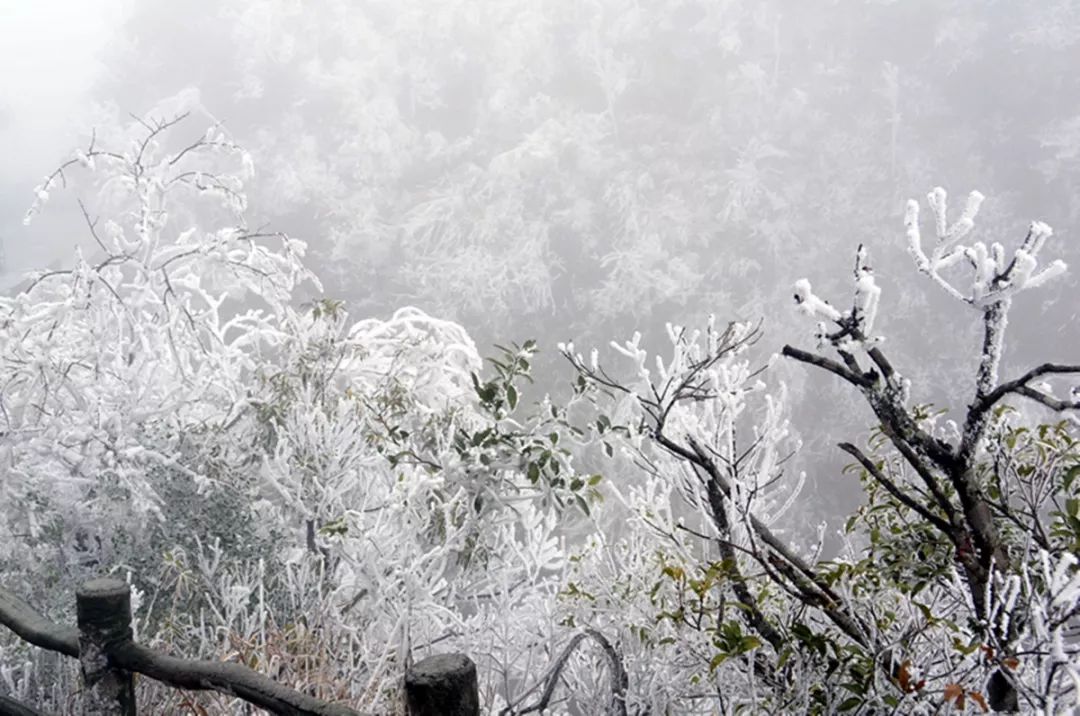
906, 188, 1066, 306
783, 186, 1080, 713
790, 187, 1078, 420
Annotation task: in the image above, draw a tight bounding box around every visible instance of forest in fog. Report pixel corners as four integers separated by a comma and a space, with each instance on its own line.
0, 1, 1078, 713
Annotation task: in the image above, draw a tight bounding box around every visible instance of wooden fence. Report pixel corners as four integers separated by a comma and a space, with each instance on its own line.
0, 578, 478, 716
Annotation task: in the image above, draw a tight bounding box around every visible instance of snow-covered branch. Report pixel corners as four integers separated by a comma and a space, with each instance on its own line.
785, 185, 1080, 712
906, 187, 1067, 307
561, 321, 890, 672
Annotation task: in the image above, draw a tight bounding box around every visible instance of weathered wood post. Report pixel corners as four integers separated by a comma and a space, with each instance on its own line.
76, 578, 136, 716
404, 653, 479, 716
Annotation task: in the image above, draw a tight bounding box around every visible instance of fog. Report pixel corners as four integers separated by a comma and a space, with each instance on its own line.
1, 0, 1077, 527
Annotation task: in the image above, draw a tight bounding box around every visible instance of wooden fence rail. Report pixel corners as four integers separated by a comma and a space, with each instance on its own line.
0, 577, 480, 716
0, 695, 45, 716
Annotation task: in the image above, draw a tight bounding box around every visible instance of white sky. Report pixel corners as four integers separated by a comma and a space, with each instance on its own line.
0, 0, 126, 182
0, 0, 128, 281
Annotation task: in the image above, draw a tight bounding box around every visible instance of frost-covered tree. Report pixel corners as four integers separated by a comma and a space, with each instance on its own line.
0, 108, 322, 708
68, 4, 1077, 542
1, 109, 313, 592
783, 187, 1079, 712
3, 102, 1078, 714
0, 115, 594, 714
559, 188, 1079, 713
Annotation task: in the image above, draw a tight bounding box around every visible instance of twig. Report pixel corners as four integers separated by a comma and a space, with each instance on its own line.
837, 442, 952, 533
502, 629, 628, 716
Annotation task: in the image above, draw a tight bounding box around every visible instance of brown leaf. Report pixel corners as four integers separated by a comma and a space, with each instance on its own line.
943, 682, 965, 705
896, 659, 913, 692
968, 691, 989, 713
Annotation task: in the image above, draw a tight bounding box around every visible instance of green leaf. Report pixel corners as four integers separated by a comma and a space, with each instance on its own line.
1064, 464, 1080, 492
777, 648, 792, 669
575, 375, 588, 394
506, 384, 518, 410
739, 636, 762, 652
574, 494, 590, 516
837, 697, 863, 712
318, 517, 349, 537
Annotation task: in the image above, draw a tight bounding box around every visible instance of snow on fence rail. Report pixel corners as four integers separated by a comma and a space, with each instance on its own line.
0, 578, 479, 716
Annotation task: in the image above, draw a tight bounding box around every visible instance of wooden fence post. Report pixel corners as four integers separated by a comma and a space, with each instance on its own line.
76, 578, 136, 716
404, 653, 479, 716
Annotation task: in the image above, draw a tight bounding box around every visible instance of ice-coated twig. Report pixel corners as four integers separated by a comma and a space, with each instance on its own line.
851, 244, 881, 338
907, 188, 1067, 307
792, 279, 842, 322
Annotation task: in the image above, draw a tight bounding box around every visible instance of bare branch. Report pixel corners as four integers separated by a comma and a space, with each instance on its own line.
77, 199, 110, 256
1010, 385, 1080, 413
887, 433, 959, 526
702, 469, 785, 651
133, 112, 192, 167
674, 433, 868, 645
837, 442, 952, 533
502, 629, 628, 716
866, 345, 895, 382
974, 363, 1080, 417
781, 345, 874, 388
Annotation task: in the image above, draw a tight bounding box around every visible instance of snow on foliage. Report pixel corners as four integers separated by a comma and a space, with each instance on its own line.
1, 113, 315, 578
560, 321, 829, 712
3, 113, 1078, 716
0, 117, 586, 714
